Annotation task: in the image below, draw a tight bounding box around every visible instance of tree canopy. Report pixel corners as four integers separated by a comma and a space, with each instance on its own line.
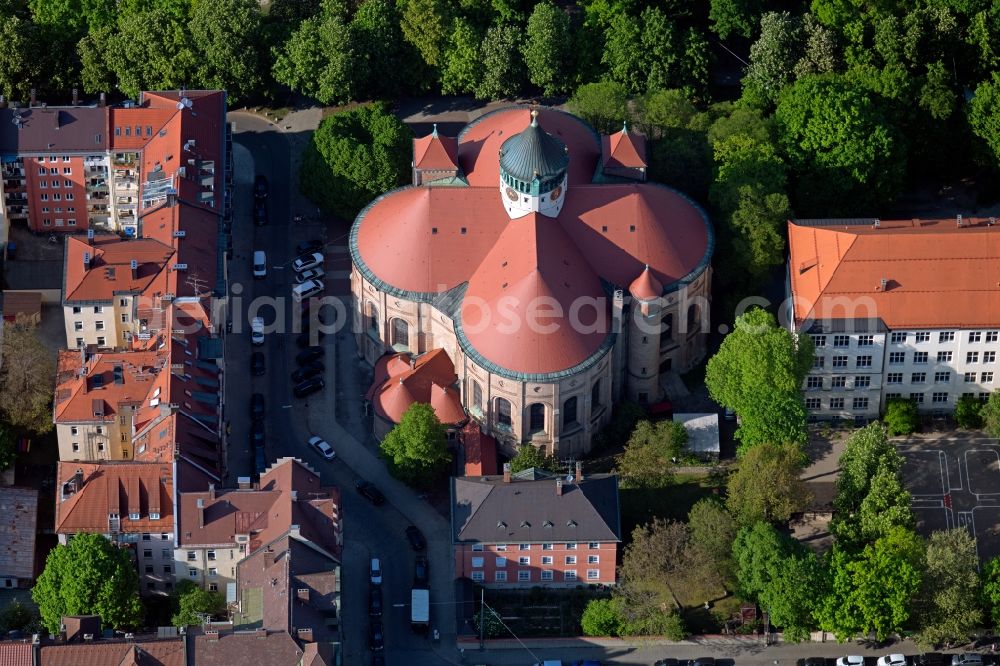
915, 529, 982, 647
0, 323, 56, 434
508, 444, 560, 474
171, 580, 227, 628
32, 533, 142, 633
705, 307, 814, 451
614, 518, 690, 639
380, 402, 451, 486
726, 442, 812, 526
615, 419, 685, 488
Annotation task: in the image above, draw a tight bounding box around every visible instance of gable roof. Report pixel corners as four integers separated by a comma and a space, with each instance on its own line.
55, 462, 173, 535
54, 349, 166, 423
602, 124, 647, 169
0, 641, 33, 666
187, 630, 311, 666
451, 473, 621, 543
63, 235, 173, 304
0, 487, 38, 579
788, 217, 1000, 329
413, 126, 458, 171
0, 106, 109, 154
40, 637, 185, 666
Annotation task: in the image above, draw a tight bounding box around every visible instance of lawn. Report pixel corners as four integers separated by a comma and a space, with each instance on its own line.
619, 473, 724, 543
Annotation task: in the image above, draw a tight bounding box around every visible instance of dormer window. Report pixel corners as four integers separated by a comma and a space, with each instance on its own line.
149, 512, 160, 520
129, 512, 140, 520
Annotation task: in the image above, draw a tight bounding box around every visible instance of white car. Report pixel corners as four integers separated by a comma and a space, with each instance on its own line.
308, 435, 335, 460
292, 279, 324, 302
251, 317, 265, 345
370, 558, 382, 585
292, 252, 323, 273
837, 658, 865, 666
295, 267, 325, 284
877, 655, 907, 666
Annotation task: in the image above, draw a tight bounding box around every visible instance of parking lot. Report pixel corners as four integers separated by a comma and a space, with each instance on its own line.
899, 433, 1000, 562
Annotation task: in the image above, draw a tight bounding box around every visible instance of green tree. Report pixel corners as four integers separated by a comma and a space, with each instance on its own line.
968, 72, 1000, 166
401, 0, 451, 69
601, 11, 643, 94
30, 0, 115, 36
851, 467, 913, 543
380, 403, 451, 486
955, 394, 984, 429
102, 4, 197, 99
189, 0, 263, 105
300, 103, 412, 219
742, 11, 804, 108
508, 444, 560, 474
726, 442, 811, 526
351, 0, 418, 99
0, 421, 15, 472
440, 17, 482, 96
982, 391, 1000, 438
775, 74, 907, 215
710, 134, 787, 216
634, 89, 697, 139
615, 420, 685, 488
919, 60, 956, 120
569, 81, 630, 136
0, 599, 38, 634
171, 579, 227, 628
915, 529, 982, 647
581, 597, 625, 636
0, 15, 47, 102
732, 521, 797, 597
271, 9, 357, 105
705, 307, 814, 450
982, 554, 1000, 633
709, 0, 764, 40
884, 398, 919, 436
647, 129, 713, 202
727, 187, 791, 280
817, 527, 925, 642
0, 324, 55, 434
615, 518, 690, 639
32, 533, 142, 633
687, 498, 737, 584
834, 422, 902, 514
522, 2, 571, 96
77, 24, 115, 94
475, 22, 524, 100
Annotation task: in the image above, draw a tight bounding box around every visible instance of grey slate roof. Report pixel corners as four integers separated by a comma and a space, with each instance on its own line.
451, 472, 621, 544
498, 113, 569, 182
0, 106, 108, 153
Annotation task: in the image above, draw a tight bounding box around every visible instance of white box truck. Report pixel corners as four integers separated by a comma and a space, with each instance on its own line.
411, 588, 429, 633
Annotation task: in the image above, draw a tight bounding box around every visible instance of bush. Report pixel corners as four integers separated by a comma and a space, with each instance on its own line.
580, 598, 624, 636
883, 398, 919, 436
955, 394, 984, 429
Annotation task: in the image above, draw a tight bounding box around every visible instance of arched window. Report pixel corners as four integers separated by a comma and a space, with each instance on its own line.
390, 318, 409, 351
528, 403, 545, 434
367, 302, 379, 335
471, 380, 483, 413
591, 380, 601, 412
495, 397, 512, 428
687, 304, 701, 333
563, 396, 578, 429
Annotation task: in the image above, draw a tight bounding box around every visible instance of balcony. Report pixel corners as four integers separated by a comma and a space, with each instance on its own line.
2, 166, 24, 178
113, 154, 137, 168
118, 210, 136, 220
4, 179, 25, 191
114, 177, 137, 189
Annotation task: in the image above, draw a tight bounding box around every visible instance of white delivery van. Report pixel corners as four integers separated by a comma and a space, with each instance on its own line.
252, 251, 266, 279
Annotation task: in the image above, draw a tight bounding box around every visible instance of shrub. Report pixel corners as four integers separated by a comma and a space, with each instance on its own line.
580, 598, 624, 636
955, 394, 984, 429
883, 398, 919, 436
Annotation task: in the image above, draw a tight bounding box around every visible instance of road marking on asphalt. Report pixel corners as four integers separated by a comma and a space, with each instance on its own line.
271, 265, 285, 270
282, 404, 292, 409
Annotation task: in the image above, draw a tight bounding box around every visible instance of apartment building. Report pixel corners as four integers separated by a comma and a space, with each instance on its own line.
788, 216, 1000, 421
451, 465, 620, 588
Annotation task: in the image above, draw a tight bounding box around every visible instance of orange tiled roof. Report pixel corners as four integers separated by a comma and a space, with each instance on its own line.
602, 124, 647, 169
0, 641, 32, 666
366, 349, 466, 425
40, 637, 185, 666
788, 217, 1000, 329
413, 127, 458, 171
54, 349, 165, 423
63, 235, 173, 303
629, 264, 663, 301
55, 461, 173, 535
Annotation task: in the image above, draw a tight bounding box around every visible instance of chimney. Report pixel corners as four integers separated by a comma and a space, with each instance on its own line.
289, 524, 301, 539
237, 476, 251, 490
254, 628, 268, 640
409, 356, 416, 370
73, 468, 84, 491
555, 478, 563, 496
290, 490, 297, 501
87, 228, 94, 245
83, 251, 91, 270
575, 461, 583, 483
197, 498, 205, 528
98, 92, 106, 107
29, 88, 36, 107
72, 87, 79, 106
82, 634, 93, 642
296, 587, 310, 603
130, 259, 138, 280
59, 623, 66, 643
297, 627, 314, 642
958, 214, 963, 227
503, 462, 511, 483
208, 483, 215, 500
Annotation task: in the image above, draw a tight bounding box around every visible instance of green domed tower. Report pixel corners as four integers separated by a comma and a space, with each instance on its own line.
498, 109, 569, 219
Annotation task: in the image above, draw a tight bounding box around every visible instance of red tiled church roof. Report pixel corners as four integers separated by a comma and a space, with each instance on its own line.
602, 123, 647, 169
413, 125, 458, 171
366, 349, 466, 425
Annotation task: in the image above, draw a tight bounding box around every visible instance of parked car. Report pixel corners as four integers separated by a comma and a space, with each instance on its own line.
292, 279, 324, 302
251, 351, 265, 376
251, 317, 264, 345
654, 660, 679, 666
296, 346, 324, 364
414, 555, 428, 586
295, 266, 326, 284
292, 252, 323, 273
308, 435, 335, 460
253, 199, 268, 226
251, 393, 265, 420
836, 658, 865, 666
253, 174, 268, 199
296, 330, 326, 348
252, 250, 266, 279
878, 656, 907, 666
691, 659, 715, 666
953, 656, 984, 666
371, 652, 385, 666
369, 621, 384, 651
369, 585, 382, 617
370, 558, 382, 585
796, 660, 828, 666
355, 479, 386, 506
291, 362, 324, 383
916, 655, 945, 666
293, 377, 325, 398
296, 239, 324, 255
405, 525, 426, 551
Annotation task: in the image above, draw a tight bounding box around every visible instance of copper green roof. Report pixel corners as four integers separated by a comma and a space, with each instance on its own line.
498, 110, 569, 183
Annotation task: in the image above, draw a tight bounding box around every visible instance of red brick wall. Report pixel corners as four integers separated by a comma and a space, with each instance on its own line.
455, 541, 617, 587
25, 155, 87, 232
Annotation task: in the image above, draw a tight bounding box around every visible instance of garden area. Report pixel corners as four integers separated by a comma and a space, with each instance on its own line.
481, 586, 604, 638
